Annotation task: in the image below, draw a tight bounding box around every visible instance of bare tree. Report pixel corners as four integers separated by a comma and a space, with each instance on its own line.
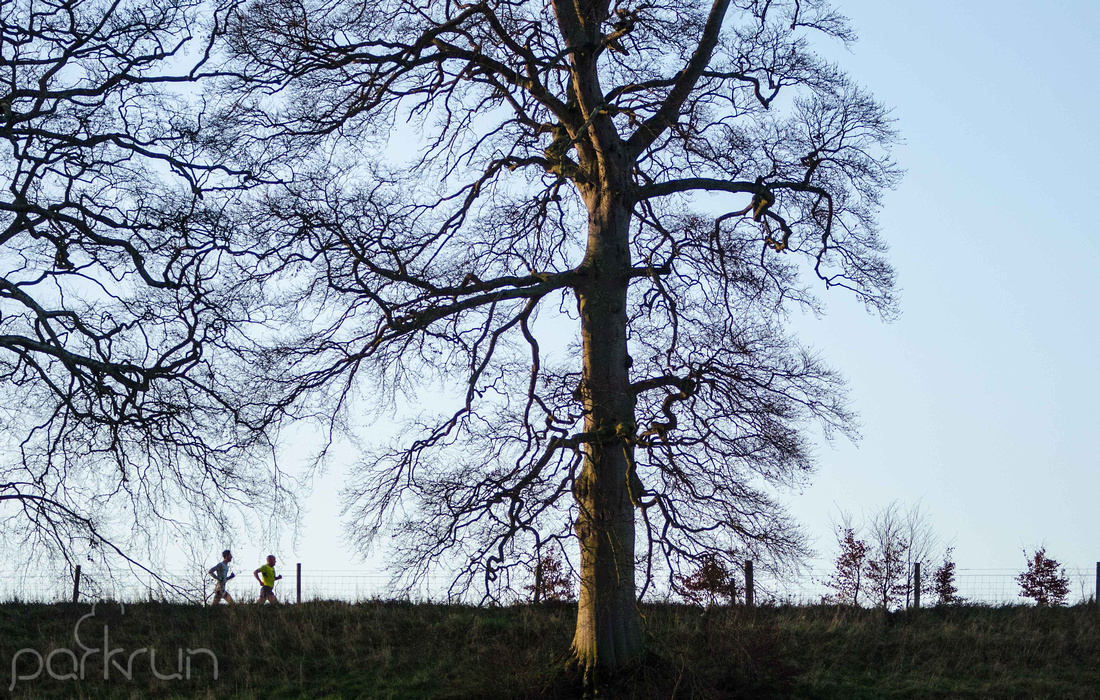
213, 0, 898, 676
898, 500, 939, 607
827, 501, 940, 609
864, 504, 909, 610
0, 0, 293, 580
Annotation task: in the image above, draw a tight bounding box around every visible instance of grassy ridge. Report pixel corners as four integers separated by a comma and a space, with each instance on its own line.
0, 601, 1098, 698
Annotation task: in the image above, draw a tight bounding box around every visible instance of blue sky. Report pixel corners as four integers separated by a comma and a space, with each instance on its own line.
785, 0, 1100, 570
234, 0, 1100, 585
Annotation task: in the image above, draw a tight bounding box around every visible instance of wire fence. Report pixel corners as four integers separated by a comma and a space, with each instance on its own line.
0, 569, 462, 605
758, 567, 1099, 606
2, 565, 1098, 607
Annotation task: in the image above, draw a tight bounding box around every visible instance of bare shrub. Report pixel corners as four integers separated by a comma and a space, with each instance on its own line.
525, 551, 575, 603
676, 555, 740, 607
823, 528, 869, 606
932, 547, 963, 606
864, 509, 910, 610
825, 502, 942, 609
1017, 547, 1070, 606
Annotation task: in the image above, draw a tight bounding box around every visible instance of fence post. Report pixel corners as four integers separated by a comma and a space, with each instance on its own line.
913, 562, 920, 609
72, 565, 81, 604
296, 563, 302, 604
744, 560, 754, 608
1095, 562, 1099, 605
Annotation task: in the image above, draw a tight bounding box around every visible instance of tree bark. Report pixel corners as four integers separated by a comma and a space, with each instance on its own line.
571, 182, 644, 678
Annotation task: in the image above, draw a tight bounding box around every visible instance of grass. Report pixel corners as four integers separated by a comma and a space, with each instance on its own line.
1, 600, 1098, 698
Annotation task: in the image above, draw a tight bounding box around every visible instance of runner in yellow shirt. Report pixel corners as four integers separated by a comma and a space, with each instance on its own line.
253, 554, 283, 604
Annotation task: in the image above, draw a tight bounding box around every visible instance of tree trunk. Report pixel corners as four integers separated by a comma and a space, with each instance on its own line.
534, 556, 543, 604
571, 184, 644, 680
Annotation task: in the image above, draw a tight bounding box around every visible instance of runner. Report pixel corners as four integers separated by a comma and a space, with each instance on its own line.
208, 549, 236, 605
254, 554, 282, 604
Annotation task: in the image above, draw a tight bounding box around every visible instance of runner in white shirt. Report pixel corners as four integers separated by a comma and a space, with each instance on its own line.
208, 549, 236, 604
